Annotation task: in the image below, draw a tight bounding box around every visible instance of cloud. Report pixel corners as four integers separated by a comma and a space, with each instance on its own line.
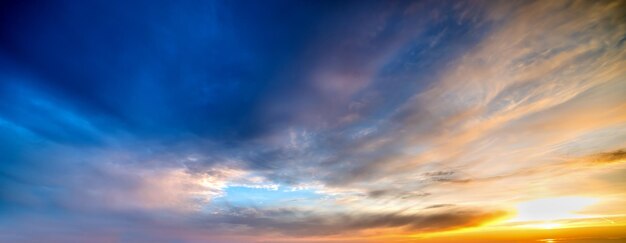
587, 150, 626, 165
200, 206, 508, 237
306, 0, 626, 193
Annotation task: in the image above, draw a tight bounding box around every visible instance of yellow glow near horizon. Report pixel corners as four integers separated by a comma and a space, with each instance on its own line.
509, 197, 599, 228
526, 222, 562, 229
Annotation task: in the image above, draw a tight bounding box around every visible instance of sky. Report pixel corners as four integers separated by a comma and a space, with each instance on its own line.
0, 0, 625, 242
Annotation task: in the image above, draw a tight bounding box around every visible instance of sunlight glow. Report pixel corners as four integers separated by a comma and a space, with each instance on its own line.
528, 222, 562, 229
510, 197, 599, 228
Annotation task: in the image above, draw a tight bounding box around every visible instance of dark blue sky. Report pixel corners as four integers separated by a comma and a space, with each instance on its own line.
0, 0, 487, 143
1, 0, 331, 141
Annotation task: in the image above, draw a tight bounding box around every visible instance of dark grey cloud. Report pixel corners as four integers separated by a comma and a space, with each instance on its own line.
586, 149, 626, 165
198, 206, 507, 237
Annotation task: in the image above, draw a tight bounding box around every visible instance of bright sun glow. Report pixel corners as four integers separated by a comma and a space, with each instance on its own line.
527, 222, 562, 229
510, 197, 599, 228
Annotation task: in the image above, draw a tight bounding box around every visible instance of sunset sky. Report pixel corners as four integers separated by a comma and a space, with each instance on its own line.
1, 0, 626, 242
